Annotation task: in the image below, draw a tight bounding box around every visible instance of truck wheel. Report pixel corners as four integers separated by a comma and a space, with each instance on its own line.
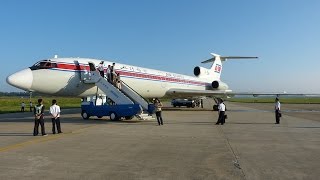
110, 112, 119, 121
125, 116, 134, 120
81, 111, 90, 119
213, 105, 219, 111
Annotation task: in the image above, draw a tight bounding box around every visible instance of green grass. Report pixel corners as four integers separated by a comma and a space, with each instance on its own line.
228, 97, 320, 104
0, 96, 81, 114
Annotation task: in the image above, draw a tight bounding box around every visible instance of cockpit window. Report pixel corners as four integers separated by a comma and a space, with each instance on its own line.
30, 60, 57, 70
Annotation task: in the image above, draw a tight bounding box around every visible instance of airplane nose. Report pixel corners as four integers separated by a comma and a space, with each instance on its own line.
6, 68, 33, 91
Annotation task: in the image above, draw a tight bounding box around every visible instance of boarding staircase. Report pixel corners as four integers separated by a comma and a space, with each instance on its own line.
81, 62, 154, 120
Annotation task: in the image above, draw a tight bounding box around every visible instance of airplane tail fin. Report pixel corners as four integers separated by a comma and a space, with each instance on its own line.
201, 53, 258, 80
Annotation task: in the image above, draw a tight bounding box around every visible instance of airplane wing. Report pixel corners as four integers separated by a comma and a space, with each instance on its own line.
166, 88, 232, 98
166, 88, 316, 98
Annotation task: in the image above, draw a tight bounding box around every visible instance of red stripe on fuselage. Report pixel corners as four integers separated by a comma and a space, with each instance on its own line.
53, 62, 206, 86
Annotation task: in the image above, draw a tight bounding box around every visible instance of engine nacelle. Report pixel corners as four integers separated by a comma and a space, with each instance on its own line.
211, 80, 228, 90
194, 66, 210, 77
212, 81, 219, 88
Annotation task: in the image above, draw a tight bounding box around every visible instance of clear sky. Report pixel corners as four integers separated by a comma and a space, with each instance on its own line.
0, 0, 319, 93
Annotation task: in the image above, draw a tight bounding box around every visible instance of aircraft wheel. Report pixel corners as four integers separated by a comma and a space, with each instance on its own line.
81, 111, 90, 119
110, 112, 119, 121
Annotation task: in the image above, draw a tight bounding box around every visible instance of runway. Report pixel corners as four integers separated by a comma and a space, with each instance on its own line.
0, 101, 319, 180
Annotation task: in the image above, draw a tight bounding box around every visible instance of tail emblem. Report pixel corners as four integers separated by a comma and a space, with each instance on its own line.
214, 64, 221, 73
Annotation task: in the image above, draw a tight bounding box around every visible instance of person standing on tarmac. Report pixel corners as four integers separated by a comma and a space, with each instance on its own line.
29, 101, 33, 112
154, 98, 164, 125
215, 99, 226, 125
33, 98, 47, 136
21, 102, 25, 112
50, 99, 62, 134
275, 98, 281, 124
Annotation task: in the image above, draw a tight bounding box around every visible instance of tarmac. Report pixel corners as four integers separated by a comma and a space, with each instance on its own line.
0, 100, 319, 180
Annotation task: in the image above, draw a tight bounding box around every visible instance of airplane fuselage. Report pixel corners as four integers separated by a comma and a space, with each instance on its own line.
7, 57, 226, 98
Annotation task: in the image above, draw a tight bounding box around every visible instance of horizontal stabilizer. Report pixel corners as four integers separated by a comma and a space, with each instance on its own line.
201, 53, 258, 63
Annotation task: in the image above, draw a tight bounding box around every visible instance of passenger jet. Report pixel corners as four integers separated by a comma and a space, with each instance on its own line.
6, 53, 257, 99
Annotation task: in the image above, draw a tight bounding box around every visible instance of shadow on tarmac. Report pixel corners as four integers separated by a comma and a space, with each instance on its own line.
0, 133, 33, 137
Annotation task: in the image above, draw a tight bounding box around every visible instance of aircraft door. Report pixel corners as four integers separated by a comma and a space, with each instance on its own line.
88, 62, 96, 71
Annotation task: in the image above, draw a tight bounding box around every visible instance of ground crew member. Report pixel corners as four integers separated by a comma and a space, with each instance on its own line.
98, 61, 104, 77
215, 99, 226, 125
50, 99, 62, 134
29, 101, 33, 112
275, 98, 281, 124
33, 98, 47, 136
154, 98, 164, 125
21, 102, 25, 112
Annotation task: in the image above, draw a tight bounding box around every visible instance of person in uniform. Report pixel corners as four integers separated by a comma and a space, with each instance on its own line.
275, 98, 281, 124
215, 99, 226, 125
21, 102, 25, 112
50, 99, 62, 134
98, 61, 104, 77
154, 98, 164, 125
33, 98, 47, 136
29, 101, 33, 112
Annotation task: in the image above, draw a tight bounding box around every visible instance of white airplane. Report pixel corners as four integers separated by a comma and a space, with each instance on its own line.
7, 53, 257, 100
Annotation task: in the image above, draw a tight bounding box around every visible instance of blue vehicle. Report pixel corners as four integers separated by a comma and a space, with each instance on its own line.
81, 102, 144, 121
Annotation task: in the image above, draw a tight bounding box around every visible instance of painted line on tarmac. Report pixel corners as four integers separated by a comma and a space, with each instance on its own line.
0, 125, 97, 153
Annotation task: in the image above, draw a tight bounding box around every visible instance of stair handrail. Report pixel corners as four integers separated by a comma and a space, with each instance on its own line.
119, 80, 150, 104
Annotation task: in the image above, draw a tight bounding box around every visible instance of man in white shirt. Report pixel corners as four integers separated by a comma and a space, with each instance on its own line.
98, 61, 105, 77
50, 99, 62, 134
215, 99, 226, 125
21, 102, 25, 112
275, 98, 281, 124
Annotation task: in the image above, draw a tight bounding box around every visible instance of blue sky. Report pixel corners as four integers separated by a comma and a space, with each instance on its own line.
1, 0, 319, 93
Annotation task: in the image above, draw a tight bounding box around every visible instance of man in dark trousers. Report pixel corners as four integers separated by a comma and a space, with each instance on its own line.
215, 99, 226, 125
33, 98, 47, 136
110, 62, 115, 83
50, 99, 62, 134
98, 61, 105, 77
275, 98, 281, 124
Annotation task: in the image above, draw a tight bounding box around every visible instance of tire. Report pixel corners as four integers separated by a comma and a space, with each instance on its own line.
81, 111, 90, 119
110, 112, 119, 121
125, 116, 134, 120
